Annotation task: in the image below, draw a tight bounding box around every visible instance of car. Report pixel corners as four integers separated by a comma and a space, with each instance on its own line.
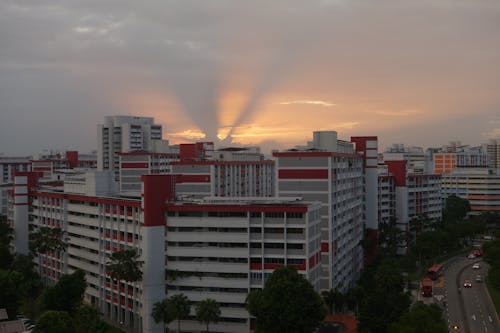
476, 275, 483, 282
467, 253, 476, 259
473, 263, 480, 269
463, 279, 472, 288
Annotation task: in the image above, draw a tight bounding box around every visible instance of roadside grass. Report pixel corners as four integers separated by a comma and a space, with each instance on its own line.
486, 277, 500, 317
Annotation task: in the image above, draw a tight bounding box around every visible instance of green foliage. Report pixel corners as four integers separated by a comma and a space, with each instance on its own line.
0, 245, 13, 270
247, 266, 326, 333
0, 215, 14, 245
0, 269, 24, 318
195, 298, 221, 333
33, 310, 74, 333
11, 253, 42, 297
30, 226, 67, 255
321, 289, 343, 314
378, 218, 406, 257
41, 269, 87, 314
169, 293, 191, 333
357, 260, 410, 333
107, 248, 143, 282
152, 299, 174, 333
443, 195, 470, 223
388, 302, 448, 333
0, 217, 14, 270
75, 304, 107, 333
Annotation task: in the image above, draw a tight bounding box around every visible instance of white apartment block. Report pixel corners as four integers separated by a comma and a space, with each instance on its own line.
97, 116, 163, 179
485, 139, 500, 169
378, 173, 396, 225
172, 160, 275, 199
442, 168, 500, 214
274, 131, 365, 292
8, 172, 321, 333
119, 152, 180, 194
382, 157, 442, 244
165, 197, 322, 333
0, 157, 31, 184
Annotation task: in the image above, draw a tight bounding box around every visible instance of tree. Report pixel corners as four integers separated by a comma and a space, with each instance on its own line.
106, 248, 143, 282
0, 215, 13, 245
169, 293, 191, 333
152, 299, 174, 333
0, 269, 24, 318
75, 304, 107, 333
443, 195, 470, 223
247, 266, 326, 333
33, 310, 74, 333
0, 217, 14, 270
196, 298, 220, 333
388, 302, 448, 333
29, 226, 67, 255
321, 289, 336, 315
378, 218, 406, 257
41, 269, 87, 314
358, 260, 410, 333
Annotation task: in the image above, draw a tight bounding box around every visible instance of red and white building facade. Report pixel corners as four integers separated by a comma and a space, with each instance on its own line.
380, 155, 442, 238
273, 131, 366, 292
8, 172, 321, 333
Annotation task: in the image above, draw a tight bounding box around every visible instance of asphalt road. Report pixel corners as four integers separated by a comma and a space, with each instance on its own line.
438, 256, 500, 333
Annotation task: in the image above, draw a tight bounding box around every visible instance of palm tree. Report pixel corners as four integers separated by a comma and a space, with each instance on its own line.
30, 226, 67, 277
195, 298, 220, 333
106, 248, 142, 282
169, 293, 191, 333
30, 226, 67, 254
152, 299, 173, 333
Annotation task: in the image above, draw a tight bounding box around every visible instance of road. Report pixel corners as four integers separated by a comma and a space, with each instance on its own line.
436, 256, 500, 333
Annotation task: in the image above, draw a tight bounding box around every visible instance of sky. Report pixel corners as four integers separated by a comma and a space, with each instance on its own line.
1, 0, 500, 156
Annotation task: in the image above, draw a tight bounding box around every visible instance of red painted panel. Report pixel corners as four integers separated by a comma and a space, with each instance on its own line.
264, 263, 284, 270
385, 160, 407, 186
176, 174, 211, 183
121, 162, 149, 169
142, 174, 176, 226
292, 264, 306, 271
321, 242, 329, 252
279, 169, 328, 179
65, 151, 79, 168
250, 263, 262, 270
273, 151, 360, 158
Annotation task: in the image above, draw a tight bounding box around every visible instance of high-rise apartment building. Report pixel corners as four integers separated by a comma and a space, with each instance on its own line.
485, 139, 500, 169
273, 131, 365, 292
380, 155, 442, 252
8, 172, 321, 333
97, 116, 162, 179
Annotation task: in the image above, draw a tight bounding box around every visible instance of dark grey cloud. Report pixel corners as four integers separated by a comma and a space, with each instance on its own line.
1, 0, 500, 155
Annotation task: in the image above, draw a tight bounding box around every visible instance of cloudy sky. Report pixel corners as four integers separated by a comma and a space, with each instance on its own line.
1, 0, 499, 156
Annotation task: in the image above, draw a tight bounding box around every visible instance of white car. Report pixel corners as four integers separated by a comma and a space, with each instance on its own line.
463, 280, 472, 288
467, 254, 476, 259
473, 263, 480, 269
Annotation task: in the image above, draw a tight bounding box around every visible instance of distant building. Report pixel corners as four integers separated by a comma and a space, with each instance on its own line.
379, 154, 442, 252
441, 168, 500, 214
484, 139, 500, 169
97, 116, 162, 179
